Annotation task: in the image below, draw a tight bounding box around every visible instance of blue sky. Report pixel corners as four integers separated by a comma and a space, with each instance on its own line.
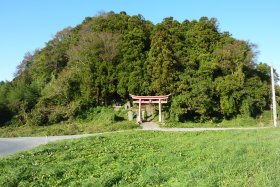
0, 0, 279, 81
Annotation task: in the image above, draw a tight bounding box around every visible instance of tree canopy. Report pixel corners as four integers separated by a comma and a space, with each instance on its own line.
0, 11, 278, 126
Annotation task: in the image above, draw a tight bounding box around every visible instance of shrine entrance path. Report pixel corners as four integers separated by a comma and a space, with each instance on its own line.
141, 122, 160, 130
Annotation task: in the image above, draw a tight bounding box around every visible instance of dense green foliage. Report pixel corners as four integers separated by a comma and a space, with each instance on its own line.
1, 129, 280, 186
0, 106, 138, 137
163, 110, 275, 128
0, 11, 279, 127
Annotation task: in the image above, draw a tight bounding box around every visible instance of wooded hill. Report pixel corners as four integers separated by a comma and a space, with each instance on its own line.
0, 11, 279, 126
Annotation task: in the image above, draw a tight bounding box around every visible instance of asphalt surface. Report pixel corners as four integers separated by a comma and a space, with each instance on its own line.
0, 134, 97, 157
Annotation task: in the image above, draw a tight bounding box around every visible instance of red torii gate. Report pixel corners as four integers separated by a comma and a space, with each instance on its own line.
130, 94, 171, 123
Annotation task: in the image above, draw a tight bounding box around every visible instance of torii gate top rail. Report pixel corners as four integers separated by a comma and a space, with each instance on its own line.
130, 94, 171, 123
130, 95, 169, 104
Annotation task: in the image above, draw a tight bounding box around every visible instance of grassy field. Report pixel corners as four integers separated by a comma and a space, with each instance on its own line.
0, 121, 138, 138
1, 128, 280, 186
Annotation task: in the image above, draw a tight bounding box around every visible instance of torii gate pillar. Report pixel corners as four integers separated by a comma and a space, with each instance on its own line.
130, 94, 170, 123
138, 99, 142, 122
159, 99, 162, 123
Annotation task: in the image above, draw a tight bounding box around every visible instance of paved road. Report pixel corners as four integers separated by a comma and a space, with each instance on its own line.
158, 127, 268, 131
0, 134, 98, 157
0, 124, 270, 157
140, 122, 269, 131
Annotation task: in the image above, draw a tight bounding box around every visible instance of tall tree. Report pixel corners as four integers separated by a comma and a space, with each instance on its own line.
147, 17, 181, 95
117, 15, 152, 97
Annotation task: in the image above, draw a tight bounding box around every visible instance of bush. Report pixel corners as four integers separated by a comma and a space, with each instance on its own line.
48, 111, 64, 124
78, 106, 121, 124
0, 104, 13, 126
28, 109, 48, 126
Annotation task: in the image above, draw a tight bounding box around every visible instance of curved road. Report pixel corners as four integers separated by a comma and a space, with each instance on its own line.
0, 134, 98, 157
0, 124, 270, 157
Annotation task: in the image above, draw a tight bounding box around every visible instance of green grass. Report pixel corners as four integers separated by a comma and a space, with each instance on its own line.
1, 129, 280, 186
0, 121, 138, 138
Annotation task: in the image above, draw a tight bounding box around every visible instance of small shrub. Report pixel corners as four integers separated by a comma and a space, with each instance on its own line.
78, 106, 125, 124
28, 109, 48, 126
49, 112, 64, 124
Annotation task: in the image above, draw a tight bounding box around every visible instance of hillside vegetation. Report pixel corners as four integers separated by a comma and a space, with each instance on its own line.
1, 130, 280, 186
0, 107, 138, 137
0, 11, 279, 127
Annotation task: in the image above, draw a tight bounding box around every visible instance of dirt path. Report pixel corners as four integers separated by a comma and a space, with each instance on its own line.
141, 122, 160, 130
